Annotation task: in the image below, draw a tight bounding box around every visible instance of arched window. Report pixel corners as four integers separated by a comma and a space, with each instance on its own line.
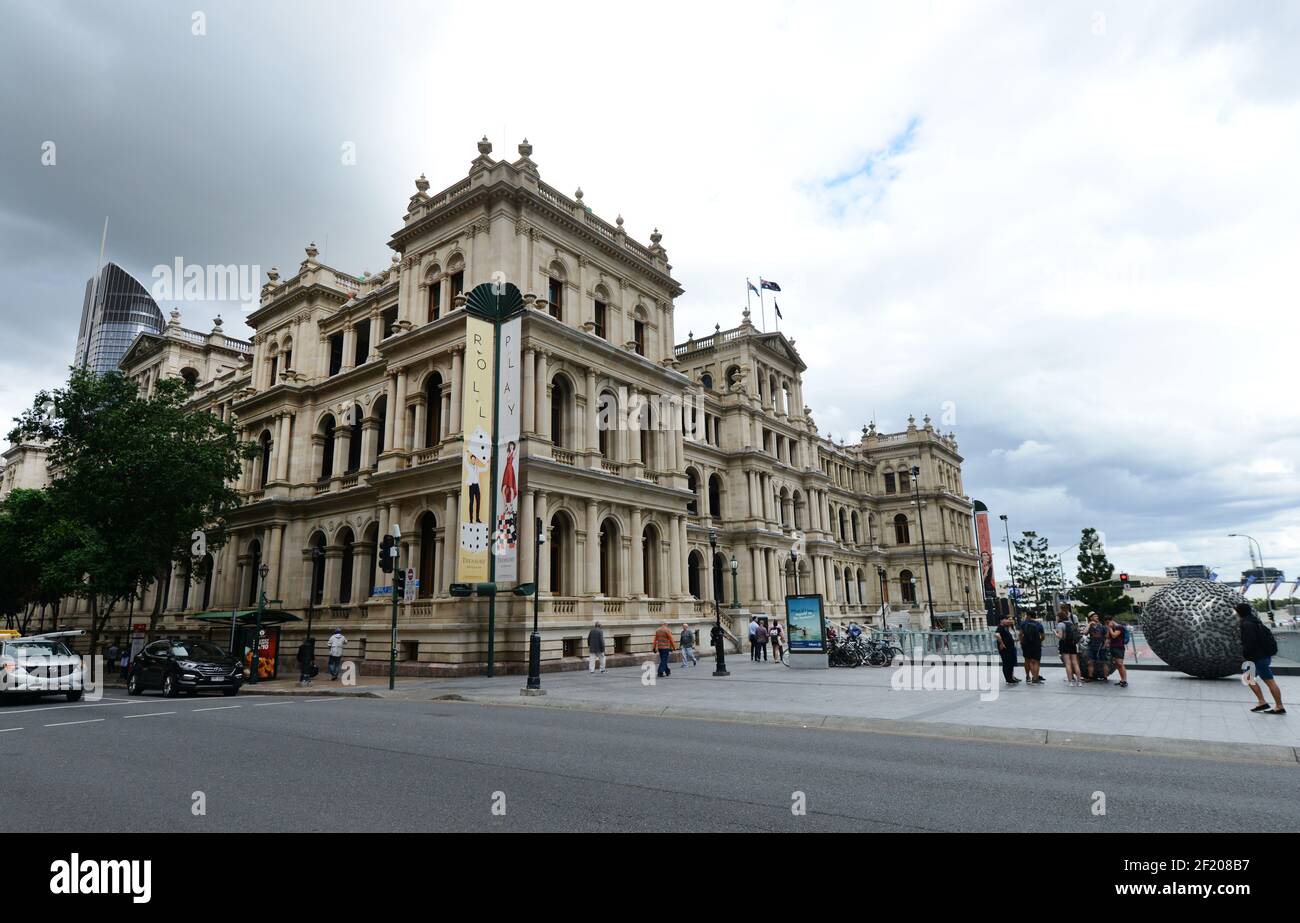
319, 415, 336, 480
418, 512, 437, 598
900, 569, 917, 604
857, 569, 866, 606
371, 397, 387, 466
844, 569, 853, 604
245, 539, 262, 607
427, 266, 442, 321
701, 372, 713, 390
839, 508, 848, 541
792, 490, 804, 530
592, 285, 609, 339
851, 511, 860, 544
687, 550, 704, 599
424, 373, 443, 446
769, 374, 778, 410
346, 404, 363, 473
708, 474, 722, 518
598, 518, 619, 596
894, 513, 910, 545
281, 338, 293, 371
548, 512, 573, 596
641, 524, 660, 597
181, 366, 199, 388
547, 261, 566, 320
308, 531, 327, 606
258, 429, 273, 488
832, 566, 841, 603
550, 375, 573, 449
686, 469, 700, 515
597, 391, 617, 458
337, 528, 355, 604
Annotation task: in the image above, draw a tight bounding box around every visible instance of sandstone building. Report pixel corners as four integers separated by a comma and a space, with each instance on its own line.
53, 139, 981, 669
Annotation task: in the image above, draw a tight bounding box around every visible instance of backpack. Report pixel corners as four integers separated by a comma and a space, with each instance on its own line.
1060, 621, 1078, 645
1121, 624, 1132, 645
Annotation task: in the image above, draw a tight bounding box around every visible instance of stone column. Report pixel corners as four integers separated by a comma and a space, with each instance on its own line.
382, 371, 397, 454
413, 396, 427, 452
521, 490, 536, 585
751, 546, 764, 601
585, 368, 598, 460
536, 351, 551, 441
334, 426, 351, 479
585, 499, 600, 595
767, 548, 782, 603
443, 492, 458, 593
341, 325, 355, 372
393, 366, 409, 454
630, 506, 643, 596
669, 515, 684, 597
522, 347, 536, 434
369, 313, 383, 359
266, 525, 284, 599
324, 547, 342, 605
275, 413, 292, 482
536, 492, 550, 594
449, 348, 463, 435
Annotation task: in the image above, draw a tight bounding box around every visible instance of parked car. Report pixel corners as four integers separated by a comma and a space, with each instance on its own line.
1, 635, 86, 702
128, 639, 243, 697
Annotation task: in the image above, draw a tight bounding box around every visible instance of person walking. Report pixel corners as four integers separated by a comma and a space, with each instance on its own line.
296, 637, 316, 685
1020, 611, 1045, 683
653, 622, 676, 678
770, 621, 785, 663
119, 647, 130, 682
1105, 615, 1129, 687
1238, 603, 1285, 714
1056, 605, 1082, 686
679, 623, 698, 667
587, 620, 607, 674
996, 617, 1020, 685
754, 619, 770, 662
104, 640, 120, 672
748, 617, 760, 661
1084, 613, 1109, 682
327, 628, 346, 681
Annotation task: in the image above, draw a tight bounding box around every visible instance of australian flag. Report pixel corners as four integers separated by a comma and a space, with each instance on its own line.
774, 300, 783, 319
747, 280, 760, 296
760, 278, 781, 292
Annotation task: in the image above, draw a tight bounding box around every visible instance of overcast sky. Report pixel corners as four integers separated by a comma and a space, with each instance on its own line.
2, 0, 1297, 591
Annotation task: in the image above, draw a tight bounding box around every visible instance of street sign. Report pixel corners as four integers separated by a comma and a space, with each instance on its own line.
403, 567, 416, 603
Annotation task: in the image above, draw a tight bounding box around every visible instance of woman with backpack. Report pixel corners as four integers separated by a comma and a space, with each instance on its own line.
1237, 603, 1285, 715
1056, 604, 1082, 686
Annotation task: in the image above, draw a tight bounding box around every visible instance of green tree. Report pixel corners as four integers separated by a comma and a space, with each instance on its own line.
9, 368, 253, 653
1010, 532, 1063, 616
1072, 527, 1132, 617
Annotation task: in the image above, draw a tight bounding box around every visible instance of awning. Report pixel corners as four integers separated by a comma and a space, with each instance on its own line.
188, 610, 302, 627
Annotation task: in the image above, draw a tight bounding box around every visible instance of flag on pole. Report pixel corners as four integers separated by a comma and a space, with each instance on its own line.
1241, 575, 1258, 595
760, 279, 781, 292
774, 300, 783, 320
1290, 578, 1300, 597
747, 279, 760, 296
1267, 576, 1283, 597
1209, 570, 1218, 582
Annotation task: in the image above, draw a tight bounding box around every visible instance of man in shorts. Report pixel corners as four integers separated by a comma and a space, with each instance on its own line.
1238, 603, 1285, 715
1019, 610, 1045, 683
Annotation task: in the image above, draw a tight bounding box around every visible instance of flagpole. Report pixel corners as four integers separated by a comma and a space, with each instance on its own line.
746, 278, 752, 319
758, 283, 766, 331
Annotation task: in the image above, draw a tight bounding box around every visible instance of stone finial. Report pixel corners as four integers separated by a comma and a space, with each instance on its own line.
212, 315, 223, 330
267, 267, 279, 283
615, 214, 625, 233
650, 227, 662, 246
168, 307, 181, 326
923, 414, 933, 431
575, 186, 584, 202
305, 242, 319, 259
415, 173, 429, 193
742, 305, 752, 324
477, 136, 493, 156
715, 323, 721, 333
518, 138, 533, 157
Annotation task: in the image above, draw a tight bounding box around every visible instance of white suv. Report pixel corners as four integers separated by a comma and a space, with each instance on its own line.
0, 637, 87, 702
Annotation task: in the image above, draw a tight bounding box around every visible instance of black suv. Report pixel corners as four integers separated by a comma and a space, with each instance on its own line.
128, 639, 243, 697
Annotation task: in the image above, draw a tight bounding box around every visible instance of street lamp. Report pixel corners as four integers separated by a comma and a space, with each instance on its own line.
999, 514, 1018, 619
910, 465, 937, 629
709, 529, 729, 677
963, 582, 971, 623
788, 548, 799, 596
1229, 533, 1273, 621
730, 554, 740, 607
526, 517, 546, 691
249, 562, 269, 684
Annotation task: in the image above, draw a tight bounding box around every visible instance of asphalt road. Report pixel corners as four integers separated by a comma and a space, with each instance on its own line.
2, 691, 1296, 832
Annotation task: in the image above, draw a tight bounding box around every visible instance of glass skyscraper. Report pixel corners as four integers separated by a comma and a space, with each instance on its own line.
73, 262, 165, 374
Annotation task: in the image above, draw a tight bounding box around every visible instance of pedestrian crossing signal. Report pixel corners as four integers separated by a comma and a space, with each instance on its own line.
379, 535, 395, 574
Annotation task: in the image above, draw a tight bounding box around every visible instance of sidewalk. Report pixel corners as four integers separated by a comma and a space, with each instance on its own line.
418, 656, 1300, 764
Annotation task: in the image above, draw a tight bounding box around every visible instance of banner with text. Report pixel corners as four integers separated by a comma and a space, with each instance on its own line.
493, 316, 521, 583
458, 315, 495, 582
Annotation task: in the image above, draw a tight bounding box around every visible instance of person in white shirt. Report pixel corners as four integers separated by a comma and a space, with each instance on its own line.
327, 628, 347, 681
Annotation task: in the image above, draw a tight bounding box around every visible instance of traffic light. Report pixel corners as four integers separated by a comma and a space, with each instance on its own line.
393, 568, 406, 595
379, 535, 395, 574
1119, 572, 1130, 590
449, 583, 473, 597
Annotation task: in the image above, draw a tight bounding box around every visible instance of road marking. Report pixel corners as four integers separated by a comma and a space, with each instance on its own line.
44, 719, 105, 727
193, 705, 241, 712
124, 711, 176, 719
252, 701, 293, 707
0, 727, 23, 733
7, 697, 153, 714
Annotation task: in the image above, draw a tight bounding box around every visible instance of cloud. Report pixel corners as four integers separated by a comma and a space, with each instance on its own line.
1, 0, 1296, 586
